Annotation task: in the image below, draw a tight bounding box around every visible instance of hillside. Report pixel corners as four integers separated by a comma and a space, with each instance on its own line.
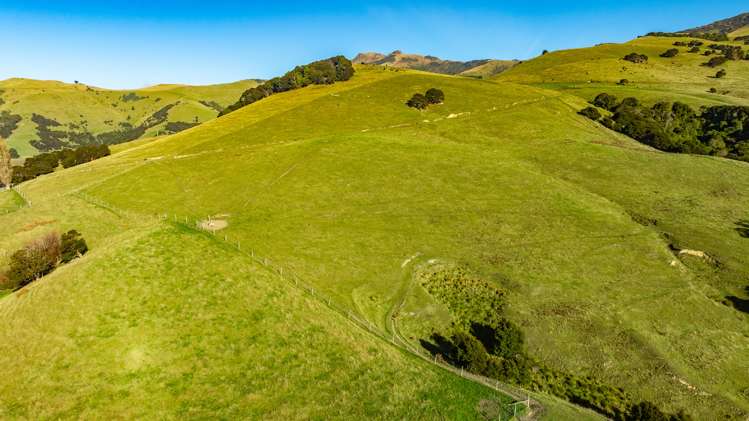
353, 51, 517, 76
1, 63, 748, 419
496, 35, 749, 108
682, 12, 749, 34
0, 78, 259, 157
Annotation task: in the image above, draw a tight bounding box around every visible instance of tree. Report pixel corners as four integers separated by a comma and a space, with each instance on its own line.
716, 69, 727, 78
579, 106, 602, 120
660, 48, 679, 58
61, 230, 88, 263
7, 232, 61, 288
407, 93, 429, 110
592, 93, 618, 111
0, 138, 11, 189
623, 53, 648, 64
425, 88, 445, 104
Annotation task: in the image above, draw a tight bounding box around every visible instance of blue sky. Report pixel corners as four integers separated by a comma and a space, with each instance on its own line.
1, 1, 746, 88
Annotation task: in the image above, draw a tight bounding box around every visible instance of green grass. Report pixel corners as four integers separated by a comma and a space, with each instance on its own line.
497, 36, 749, 107
0, 223, 518, 419
0, 78, 258, 157
1, 62, 748, 419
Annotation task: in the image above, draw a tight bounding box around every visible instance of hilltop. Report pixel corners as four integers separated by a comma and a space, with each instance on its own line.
352, 50, 517, 77
0, 78, 259, 158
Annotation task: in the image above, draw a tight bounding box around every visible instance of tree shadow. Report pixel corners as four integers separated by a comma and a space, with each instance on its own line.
419, 333, 457, 365
725, 286, 749, 315
736, 220, 749, 238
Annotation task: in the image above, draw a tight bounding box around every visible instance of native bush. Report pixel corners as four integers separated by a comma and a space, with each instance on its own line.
704, 56, 728, 67
579, 106, 602, 120
592, 93, 618, 111
406, 93, 429, 110
222, 56, 354, 115
660, 48, 679, 58
425, 88, 445, 104
623, 53, 648, 63
715, 69, 727, 78
688, 46, 700, 53
60, 230, 88, 263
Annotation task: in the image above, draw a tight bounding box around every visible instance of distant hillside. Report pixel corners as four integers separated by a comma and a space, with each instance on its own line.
352, 51, 516, 76
681, 12, 749, 34
0, 78, 259, 157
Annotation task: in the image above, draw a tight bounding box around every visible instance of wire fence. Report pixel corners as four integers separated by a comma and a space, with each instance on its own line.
150, 211, 541, 420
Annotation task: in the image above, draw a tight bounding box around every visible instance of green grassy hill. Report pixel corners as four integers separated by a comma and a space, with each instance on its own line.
0, 78, 259, 157
496, 36, 749, 108
1, 62, 748, 419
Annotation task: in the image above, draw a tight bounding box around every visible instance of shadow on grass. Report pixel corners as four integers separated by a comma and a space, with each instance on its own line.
419, 333, 457, 365
735, 220, 749, 238
725, 287, 749, 315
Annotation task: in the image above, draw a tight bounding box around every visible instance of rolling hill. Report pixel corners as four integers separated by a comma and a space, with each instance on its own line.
0, 78, 259, 158
496, 35, 749, 108
353, 51, 518, 77
1, 53, 748, 420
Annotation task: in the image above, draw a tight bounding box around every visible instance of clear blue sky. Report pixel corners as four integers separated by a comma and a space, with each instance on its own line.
1, 1, 746, 88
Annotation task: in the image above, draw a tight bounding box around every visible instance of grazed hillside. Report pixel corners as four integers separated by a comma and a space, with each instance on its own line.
1, 60, 748, 419
353, 51, 517, 76
682, 12, 749, 35
0, 78, 259, 157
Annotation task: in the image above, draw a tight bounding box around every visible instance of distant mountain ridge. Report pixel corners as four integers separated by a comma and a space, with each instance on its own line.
681, 12, 749, 34
352, 51, 518, 77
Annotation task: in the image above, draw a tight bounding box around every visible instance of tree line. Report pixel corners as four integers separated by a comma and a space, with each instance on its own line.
580, 93, 749, 162
220, 56, 355, 116
4, 144, 111, 187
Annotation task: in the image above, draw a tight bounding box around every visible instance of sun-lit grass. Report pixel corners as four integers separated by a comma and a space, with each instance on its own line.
2, 63, 748, 419
0, 78, 258, 157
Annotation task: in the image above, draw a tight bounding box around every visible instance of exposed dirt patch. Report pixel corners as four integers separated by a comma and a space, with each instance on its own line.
199, 219, 228, 232
17, 219, 56, 233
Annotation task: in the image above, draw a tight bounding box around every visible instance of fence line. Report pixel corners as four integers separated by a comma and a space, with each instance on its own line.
43, 191, 544, 420
162, 212, 540, 420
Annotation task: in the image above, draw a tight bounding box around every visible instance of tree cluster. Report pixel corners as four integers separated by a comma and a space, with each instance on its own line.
0, 110, 22, 139
623, 53, 649, 63
406, 88, 445, 110
10, 144, 110, 185
2, 230, 87, 290
645, 32, 728, 41
581, 93, 749, 162
221, 56, 355, 116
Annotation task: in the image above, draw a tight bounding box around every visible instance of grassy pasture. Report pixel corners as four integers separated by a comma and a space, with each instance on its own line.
0, 78, 258, 157
1, 63, 747, 419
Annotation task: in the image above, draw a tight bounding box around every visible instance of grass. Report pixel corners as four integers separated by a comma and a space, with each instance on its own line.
0, 78, 258, 157
0, 223, 519, 419
497, 36, 749, 107
1, 57, 748, 419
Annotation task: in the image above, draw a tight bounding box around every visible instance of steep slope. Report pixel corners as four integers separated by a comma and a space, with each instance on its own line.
682, 12, 749, 34
459, 60, 520, 79
496, 35, 749, 107
353, 51, 498, 75
0, 78, 259, 157
2, 66, 748, 419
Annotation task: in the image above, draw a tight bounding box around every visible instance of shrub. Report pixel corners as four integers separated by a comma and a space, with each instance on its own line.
406, 93, 429, 110
715, 69, 727, 78
709, 87, 718, 93
688, 46, 700, 53
61, 230, 88, 263
470, 321, 525, 360
617, 79, 630, 85
579, 106, 602, 120
672, 41, 687, 47
623, 53, 648, 63
703, 56, 728, 67
592, 93, 618, 111
660, 48, 679, 58
425, 88, 445, 104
